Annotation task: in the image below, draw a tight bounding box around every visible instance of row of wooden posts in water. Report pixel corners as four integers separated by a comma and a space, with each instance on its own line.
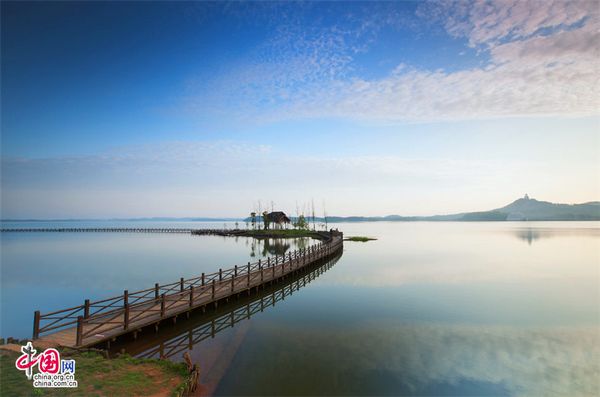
0, 228, 226, 234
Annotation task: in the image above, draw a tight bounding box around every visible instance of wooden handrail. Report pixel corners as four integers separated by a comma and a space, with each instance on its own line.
136, 254, 340, 360
33, 231, 343, 344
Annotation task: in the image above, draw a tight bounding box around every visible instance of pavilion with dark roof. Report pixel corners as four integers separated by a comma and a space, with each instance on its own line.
266, 211, 291, 229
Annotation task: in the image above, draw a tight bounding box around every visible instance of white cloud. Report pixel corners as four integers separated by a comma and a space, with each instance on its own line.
1, 140, 538, 218
186, 0, 600, 123
288, 1, 599, 122
1, 133, 597, 218
1, 141, 509, 189
423, 0, 597, 47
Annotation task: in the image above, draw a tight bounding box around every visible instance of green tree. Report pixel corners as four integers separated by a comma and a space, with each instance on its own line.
262, 211, 270, 230
294, 214, 308, 230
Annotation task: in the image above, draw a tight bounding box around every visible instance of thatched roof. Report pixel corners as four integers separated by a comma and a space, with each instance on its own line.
267, 211, 291, 224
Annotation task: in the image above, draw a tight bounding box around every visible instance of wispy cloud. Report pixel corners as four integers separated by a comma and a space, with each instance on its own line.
183, 3, 415, 123
1, 141, 509, 189
185, 1, 599, 124
1, 140, 538, 218
422, 0, 596, 47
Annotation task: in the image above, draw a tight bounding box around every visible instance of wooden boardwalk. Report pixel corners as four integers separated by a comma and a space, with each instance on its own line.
33, 231, 343, 348
132, 254, 340, 360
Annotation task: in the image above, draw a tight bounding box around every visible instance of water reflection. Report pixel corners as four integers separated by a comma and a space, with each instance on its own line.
511, 226, 600, 245
247, 237, 312, 258
516, 228, 542, 245
2, 221, 598, 396
216, 321, 599, 396
107, 251, 341, 360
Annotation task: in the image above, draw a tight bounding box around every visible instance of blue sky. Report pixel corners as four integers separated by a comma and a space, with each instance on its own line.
1, 1, 599, 218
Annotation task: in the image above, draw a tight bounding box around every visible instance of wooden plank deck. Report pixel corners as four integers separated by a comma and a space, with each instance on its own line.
132, 255, 340, 360
34, 232, 343, 349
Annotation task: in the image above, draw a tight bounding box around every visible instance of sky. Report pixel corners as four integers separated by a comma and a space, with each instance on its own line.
1, 1, 599, 218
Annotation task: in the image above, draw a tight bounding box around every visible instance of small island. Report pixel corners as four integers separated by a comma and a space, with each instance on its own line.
228, 229, 328, 240
344, 236, 377, 242
192, 210, 341, 241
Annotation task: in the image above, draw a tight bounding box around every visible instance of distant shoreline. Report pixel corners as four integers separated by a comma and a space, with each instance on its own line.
2, 196, 599, 223
2, 218, 600, 223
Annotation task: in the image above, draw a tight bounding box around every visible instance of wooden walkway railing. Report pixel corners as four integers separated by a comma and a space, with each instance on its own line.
135, 254, 340, 360
33, 231, 343, 348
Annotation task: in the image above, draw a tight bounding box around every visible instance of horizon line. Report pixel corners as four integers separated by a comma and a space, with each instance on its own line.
2, 196, 599, 222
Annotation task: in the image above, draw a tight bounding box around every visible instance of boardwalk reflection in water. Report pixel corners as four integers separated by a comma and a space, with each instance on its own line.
247, 236, 312, 258
108, 251, 342, 360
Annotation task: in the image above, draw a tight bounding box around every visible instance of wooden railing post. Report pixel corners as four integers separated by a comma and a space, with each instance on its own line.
235, 265, 238, 277
155, 283, 159, 300
189, 286, 194, 308
201, 273, 205, 286
76, 316, 83, 346
84, 299, 90, 319
124, 290, 128, 307
33, 311, 40, 340
124, 304, 129, 330
160, 294, 166, 318
267, 257, 270, 267
180, 277, 184, 292
219, 269, 222, 281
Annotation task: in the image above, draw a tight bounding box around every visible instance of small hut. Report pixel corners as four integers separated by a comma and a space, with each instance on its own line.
266, 211, 291, 229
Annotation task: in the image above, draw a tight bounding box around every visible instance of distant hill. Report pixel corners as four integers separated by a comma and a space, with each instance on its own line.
490, 196, 600, 221
5, 197, 599, 224
287, 196, 600, 222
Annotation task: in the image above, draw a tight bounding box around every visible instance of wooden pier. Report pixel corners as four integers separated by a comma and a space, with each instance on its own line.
114, 252, 341, 359
32, 231, 343, 349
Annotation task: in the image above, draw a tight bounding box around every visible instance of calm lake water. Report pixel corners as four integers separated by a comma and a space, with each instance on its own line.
1, 221, 599, 396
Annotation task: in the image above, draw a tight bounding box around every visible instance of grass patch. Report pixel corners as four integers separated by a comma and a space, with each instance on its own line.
0, 350, 189, 397
236, 229, 323, 239
344, 236, 377, 242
